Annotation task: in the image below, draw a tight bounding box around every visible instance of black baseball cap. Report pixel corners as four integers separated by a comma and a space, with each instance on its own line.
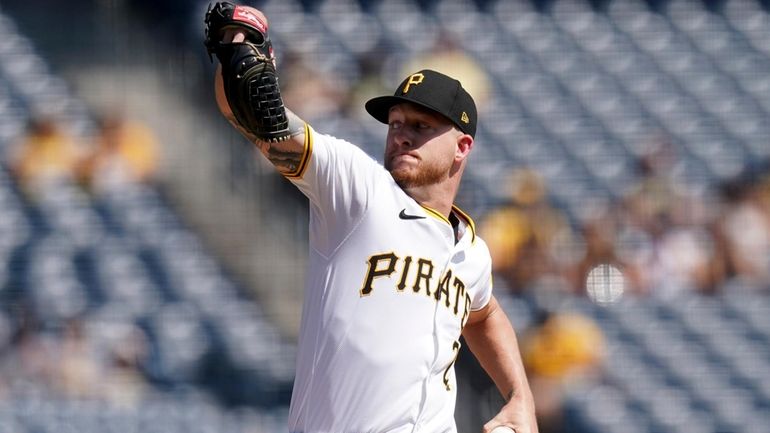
365, 69, 477, 138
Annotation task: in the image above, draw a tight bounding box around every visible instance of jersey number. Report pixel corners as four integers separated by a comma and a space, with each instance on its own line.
442, 340, 461, 391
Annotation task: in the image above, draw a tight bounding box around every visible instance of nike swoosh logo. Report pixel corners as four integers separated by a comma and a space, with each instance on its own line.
399, 209, 426, 220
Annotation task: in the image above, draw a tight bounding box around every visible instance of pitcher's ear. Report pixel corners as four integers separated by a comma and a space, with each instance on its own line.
455, 133, 474, 161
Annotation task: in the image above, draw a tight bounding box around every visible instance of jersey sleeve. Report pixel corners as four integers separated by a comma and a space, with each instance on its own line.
285, 124, 387, 255
470, 242, 494, 311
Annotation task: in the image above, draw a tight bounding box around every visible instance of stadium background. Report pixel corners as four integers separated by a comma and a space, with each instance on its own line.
0, 0, 768, 432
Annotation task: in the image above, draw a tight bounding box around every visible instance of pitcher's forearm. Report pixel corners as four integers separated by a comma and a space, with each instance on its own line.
463, 296, 538, 433
252, 109, 308, 175
463, 300, 531, 400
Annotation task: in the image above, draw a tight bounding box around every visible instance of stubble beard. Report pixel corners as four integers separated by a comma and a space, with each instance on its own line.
386, 156, 452, 189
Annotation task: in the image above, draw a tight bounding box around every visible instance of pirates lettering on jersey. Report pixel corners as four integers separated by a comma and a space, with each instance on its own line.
413, 258, 434, 296
359, 252, 398, 296
359, 252, 473, 326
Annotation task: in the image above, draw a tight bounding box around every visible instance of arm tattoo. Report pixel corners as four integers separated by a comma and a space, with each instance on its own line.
264, 143, 303, 172
228, 110, 307, 174
258, 111, 305, 174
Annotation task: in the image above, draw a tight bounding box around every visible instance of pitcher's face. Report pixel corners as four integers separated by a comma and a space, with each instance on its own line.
384, 103, 462, 189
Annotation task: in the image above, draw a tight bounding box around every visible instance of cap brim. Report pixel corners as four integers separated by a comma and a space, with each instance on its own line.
365, 95, 446, 125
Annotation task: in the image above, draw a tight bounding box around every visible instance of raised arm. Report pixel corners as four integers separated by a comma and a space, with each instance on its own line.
206, 2, 308, 176
214, 63, 308, 175
463, 295, 538, 433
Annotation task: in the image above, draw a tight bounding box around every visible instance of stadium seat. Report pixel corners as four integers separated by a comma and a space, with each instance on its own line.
2, 2, 770, 431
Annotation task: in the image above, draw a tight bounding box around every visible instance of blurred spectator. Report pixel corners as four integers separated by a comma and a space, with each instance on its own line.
568, 205, 641, 296
617, 143, 726, 296
623, 135, 680, 239
99, 322, 151, 408
78, 113, 160, 193
280, 51, 349, 123
651, 195, 725, 296
480, 168, 573, 294
401, 31, 491, 108
52, 318, 101, 399
0, 306, 151, 407
0, 307, 56, 395
8, 115, 84, 197
523, 311, 605, 380
565, 198, 722, 300
718, 172, 770, 289
522, 310, 605, 433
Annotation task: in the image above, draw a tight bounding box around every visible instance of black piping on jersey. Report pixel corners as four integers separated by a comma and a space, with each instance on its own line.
284, 123, 313, 179
451, 205, 476, 243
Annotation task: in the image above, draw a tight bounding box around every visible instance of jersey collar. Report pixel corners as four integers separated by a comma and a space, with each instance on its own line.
419, 204, 477, 244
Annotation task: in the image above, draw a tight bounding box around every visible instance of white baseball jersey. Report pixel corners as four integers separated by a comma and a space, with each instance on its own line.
284, 125, 494, 433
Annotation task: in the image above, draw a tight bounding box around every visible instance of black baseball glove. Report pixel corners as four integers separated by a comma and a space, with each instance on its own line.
204, 2, 291, 142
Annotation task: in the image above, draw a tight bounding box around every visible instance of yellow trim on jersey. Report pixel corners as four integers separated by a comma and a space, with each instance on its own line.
284, 123, 313, 179
420, 205, 451, 225
419, 204, 477, 243
451, 205, 477, 243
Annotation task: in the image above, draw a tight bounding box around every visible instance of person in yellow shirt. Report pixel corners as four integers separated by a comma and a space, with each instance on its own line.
400, 32, 491, 108
79, 113, 159, 193
480, 168, 572, 293
524, 312, 605, 379
523, 311, 605, 433
9, 116, 83, 197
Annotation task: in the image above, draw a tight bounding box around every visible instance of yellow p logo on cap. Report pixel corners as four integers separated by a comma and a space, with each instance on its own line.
402, 73, 425, 93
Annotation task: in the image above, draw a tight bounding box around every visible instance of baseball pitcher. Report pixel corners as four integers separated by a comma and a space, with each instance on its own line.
204, 3, 538, 432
